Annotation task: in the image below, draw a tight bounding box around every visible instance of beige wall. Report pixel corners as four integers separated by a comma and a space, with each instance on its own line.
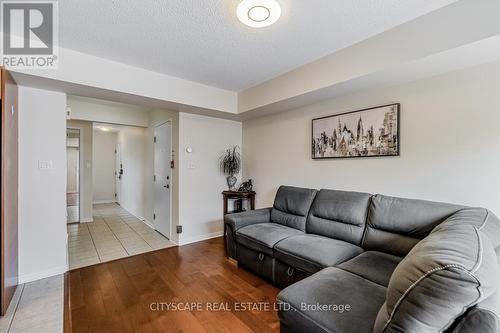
67, 120, 93, 222
178, 113, 242, 244
242, 61, 500, 216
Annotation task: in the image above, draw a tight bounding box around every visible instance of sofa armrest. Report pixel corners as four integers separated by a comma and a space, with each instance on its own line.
224, 207, 272, 232
224, 208, 271, 260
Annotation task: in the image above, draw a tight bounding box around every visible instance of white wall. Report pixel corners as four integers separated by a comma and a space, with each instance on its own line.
18, 86, 68, 283
178, 113, 242, 244
67, 120, 93, 222
93, 130, 117, 203
117, 126, 148, 219
68, 96, 150, 127
243, 61, 500, 216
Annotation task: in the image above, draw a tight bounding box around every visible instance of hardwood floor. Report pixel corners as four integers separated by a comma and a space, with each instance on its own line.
65, 237, 280, 333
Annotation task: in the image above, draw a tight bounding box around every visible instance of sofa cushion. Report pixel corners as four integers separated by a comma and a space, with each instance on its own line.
363, 194, 463, 256
278, 267, 387, 333
274, 234, 363, 274
374, 210, 500, 333
306, 189, 372, 245
236, 223, 302, 255
446, 303, 500, 333
271, 186, 317, 231
337, 251, 402, 287
224, 208, 272, 259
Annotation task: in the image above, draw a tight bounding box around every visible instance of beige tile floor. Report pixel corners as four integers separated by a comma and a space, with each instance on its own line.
68, 203, 176, 269
0, 275, 63, 333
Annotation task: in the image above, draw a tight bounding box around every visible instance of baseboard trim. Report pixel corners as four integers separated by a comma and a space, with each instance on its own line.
93, 200, 117, 204
19, 265, 68, 284
79, 217, 94, 223
178, 231, 224, 246
142, 219, 155, 229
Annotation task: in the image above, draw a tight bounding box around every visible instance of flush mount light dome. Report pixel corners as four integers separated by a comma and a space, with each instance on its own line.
237, 0, 281, 28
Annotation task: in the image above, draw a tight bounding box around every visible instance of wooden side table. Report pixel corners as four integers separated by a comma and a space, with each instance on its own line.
222, 191, 256, 255
222, 190, 256, 216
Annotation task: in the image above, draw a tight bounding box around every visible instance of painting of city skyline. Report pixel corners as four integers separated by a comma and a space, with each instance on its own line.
312, 104, 400, 159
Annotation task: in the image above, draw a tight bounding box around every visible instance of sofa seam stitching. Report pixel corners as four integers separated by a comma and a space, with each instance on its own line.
381, 264, 482, 333
479, 208, 490, 231
275, 244, 362, 272
335, 267, 388, 289
471, 226, 483, 274
361, 195, 375, 247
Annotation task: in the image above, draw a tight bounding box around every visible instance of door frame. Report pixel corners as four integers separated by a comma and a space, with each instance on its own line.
153, 119, 173, 240
66, 127, 81, 223
1, 68, 19, 315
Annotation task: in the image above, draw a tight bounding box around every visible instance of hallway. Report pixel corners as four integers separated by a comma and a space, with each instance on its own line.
68, 203, 175, 269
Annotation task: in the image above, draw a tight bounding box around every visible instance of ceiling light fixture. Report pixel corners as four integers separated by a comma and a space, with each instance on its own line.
237, 0, 281, 28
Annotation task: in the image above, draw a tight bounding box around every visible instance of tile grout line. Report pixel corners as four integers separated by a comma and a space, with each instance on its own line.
119, 216, 157, 250
101, 213, 133, 257
85, 222, 103, 264
93, 208, 130, 258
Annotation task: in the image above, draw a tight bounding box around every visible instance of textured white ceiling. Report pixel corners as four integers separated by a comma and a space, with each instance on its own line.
59, 0, 457, 91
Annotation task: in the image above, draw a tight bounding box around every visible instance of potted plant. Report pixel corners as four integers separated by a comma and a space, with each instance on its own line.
220, 145, 241, 190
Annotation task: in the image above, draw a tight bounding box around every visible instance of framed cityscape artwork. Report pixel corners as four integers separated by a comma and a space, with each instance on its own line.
312, 103, 400, 159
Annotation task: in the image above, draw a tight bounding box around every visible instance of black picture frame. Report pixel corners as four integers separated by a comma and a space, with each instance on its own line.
311, 103, 400, 159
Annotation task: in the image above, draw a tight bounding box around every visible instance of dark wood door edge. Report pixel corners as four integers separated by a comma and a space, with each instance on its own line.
64, 272, 71, 333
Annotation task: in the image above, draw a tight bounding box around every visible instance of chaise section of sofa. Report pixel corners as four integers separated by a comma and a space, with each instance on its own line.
224, 186, 500, 332
373, 208, 500, 333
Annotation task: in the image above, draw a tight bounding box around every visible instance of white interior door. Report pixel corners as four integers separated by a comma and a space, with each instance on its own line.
115, 143, 122, 204
154, 122, 171, 238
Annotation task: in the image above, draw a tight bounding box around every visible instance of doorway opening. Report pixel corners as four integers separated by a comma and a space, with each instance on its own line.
65, 95, 178, 268
66, 128, 80, 223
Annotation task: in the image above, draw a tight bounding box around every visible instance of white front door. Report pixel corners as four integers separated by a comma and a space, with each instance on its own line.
154, 122, 171, 238
115, 143, 122, 204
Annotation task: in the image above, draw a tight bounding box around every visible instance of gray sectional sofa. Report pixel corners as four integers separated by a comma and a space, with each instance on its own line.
224, 186, 500, 333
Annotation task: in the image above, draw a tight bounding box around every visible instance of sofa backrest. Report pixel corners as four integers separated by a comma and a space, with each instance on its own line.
271, 186, 317, 231
363, 194, 463, 256
374, 209, 500, 333
306, 189, 372, 245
